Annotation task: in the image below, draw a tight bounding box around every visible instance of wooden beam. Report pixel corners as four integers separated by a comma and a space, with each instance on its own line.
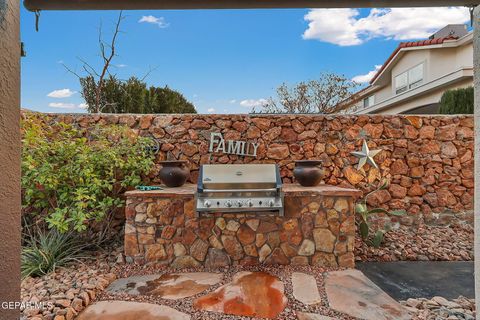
23, 0, 479, 11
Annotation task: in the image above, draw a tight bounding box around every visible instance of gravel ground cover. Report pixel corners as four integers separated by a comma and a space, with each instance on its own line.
355, 223, 473, 262
21, 221, 475, 320
98, 263, 356, 320
402, 296, 476, 320
20, 247, 121, 320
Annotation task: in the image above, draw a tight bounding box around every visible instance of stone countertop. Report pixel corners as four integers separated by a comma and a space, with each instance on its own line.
125, 183, 361, 198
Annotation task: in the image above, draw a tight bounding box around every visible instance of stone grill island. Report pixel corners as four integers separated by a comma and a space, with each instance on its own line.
124, 182, 361, 268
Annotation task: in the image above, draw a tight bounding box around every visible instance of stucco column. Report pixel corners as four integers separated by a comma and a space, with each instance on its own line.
0, 0, 21, 319
474, 5, 480, 316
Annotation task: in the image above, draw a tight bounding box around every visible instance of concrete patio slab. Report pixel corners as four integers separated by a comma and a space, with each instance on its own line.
356, 261, 474, 300
76, 300, 190, 320
325, 269, 410, 320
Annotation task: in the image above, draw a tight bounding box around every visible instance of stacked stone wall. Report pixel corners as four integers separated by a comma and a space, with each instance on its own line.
125, 186, 356, 268
34, 113, 474, 226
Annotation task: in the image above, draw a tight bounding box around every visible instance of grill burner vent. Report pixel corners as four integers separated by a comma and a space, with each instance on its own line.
196, 164, 283, 215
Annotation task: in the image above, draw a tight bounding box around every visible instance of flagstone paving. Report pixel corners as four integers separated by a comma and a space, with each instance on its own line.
106, 272, 222, 299
296, 311, 335, 320
193, 271, 288, 319
76, 300, 190, 320
325, 269, 411, 320
83, 268, 417, 319
292, 272, 322, 305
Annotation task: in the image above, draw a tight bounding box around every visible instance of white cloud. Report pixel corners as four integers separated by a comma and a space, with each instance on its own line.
48, 102, 87, 109
240, 99, 268, 108
229, 99, 237, 104
47, 88, 76, 98
353, 65, 382, 83
116, 64, 127, 68
48, 102, 76, 109
139, 15, 170, 28
207, 108, 215, 113
303, 7, 470, 46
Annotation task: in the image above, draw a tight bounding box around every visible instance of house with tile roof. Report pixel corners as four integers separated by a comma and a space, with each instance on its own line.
339, 24, 473, 114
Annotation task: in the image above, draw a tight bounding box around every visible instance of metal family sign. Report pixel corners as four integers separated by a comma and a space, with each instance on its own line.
209, 132, 259, 158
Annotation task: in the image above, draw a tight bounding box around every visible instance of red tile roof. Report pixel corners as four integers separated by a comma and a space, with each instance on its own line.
369, 36, 459, 84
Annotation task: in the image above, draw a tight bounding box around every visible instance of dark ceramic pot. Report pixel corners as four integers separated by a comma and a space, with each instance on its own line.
293, 160, 323, 187
159, 160, 190, 187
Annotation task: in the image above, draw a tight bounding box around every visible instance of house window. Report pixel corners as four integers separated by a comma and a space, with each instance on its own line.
408, 64, 424, 89
395, 63, 424, 94
363, 95, 375, 108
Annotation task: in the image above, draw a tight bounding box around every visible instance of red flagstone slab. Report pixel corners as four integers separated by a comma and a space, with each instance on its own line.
77, 301, 190, 320
193, 271, 287, 318
325, 269, 411, 320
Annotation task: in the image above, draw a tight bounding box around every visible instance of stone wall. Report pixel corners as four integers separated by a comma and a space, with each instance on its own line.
36, 113, 474, 226
124, 184, 358, 268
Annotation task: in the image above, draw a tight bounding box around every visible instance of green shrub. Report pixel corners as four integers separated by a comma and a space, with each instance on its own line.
439, 87, 474, 114
21, 228, 88, 278
22, 115, 155, 233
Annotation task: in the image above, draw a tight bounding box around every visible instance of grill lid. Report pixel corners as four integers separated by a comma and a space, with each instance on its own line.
201, 164, 278, 190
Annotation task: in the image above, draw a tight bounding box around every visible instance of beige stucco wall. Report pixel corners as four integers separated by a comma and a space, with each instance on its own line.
373, 78, 473, 114
0, 0, 21, 318
352, 40, 473, 114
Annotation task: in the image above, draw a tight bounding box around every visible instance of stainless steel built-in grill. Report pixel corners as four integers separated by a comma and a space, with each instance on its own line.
196, 164, 283, 215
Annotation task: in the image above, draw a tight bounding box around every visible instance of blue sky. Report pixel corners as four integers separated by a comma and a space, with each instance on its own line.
20, 6, 470, 114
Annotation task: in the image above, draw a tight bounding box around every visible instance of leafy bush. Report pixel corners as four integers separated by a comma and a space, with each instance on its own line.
22, 115, 155, 233
21, 228, 88, 278
356, 180, 405, 248
439, 87, 474, 114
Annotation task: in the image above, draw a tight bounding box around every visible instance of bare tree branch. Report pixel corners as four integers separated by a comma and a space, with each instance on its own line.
62, 63, 82, 79
253, 72, 358, 114
140, 65, 159, 82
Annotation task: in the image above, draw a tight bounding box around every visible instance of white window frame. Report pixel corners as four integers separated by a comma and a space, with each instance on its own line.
363, 95, 375, 108
394, 62, 425, 95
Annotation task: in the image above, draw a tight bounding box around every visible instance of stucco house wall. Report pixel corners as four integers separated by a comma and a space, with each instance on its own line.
347, 34, 473, 115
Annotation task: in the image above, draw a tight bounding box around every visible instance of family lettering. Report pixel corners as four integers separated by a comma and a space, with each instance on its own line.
209, 132, 259, 157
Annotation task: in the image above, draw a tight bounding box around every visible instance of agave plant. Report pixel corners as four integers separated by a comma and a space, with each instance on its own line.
21, 228, 89, 278
356, 179, 406, 248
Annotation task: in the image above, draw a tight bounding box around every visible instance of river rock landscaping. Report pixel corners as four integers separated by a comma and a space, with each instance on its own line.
402, 296, 476, 320
20, 244, 475, 320
355, 222, 473, 262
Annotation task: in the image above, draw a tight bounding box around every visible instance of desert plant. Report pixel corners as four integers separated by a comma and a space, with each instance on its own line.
439, 87, 474, 114
21, 228, 88, 278
21, 114, 155, 234
355, 180, 405, 248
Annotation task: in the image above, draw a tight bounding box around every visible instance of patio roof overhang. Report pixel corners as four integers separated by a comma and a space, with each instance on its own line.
23, 0, 478, 11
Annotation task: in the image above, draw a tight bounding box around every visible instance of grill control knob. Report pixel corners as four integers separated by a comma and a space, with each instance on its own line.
237, 201, 243, 207
268, 200, 275, 207
204, 200, 211, 208
247, 200, 254, 207
226, 200, 232, 208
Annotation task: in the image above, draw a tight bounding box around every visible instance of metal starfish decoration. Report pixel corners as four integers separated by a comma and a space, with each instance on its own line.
350, 140, 382, 170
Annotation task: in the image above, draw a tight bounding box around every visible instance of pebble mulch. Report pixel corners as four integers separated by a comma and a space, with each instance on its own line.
97, 263, 356, 320
21, 224, 475, 320
355, 223, 473, 262
402, 296, 476, 320
20, 247, 121, 320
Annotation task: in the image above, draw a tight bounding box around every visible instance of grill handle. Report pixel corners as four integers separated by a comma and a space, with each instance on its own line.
202, 188, 278, 193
